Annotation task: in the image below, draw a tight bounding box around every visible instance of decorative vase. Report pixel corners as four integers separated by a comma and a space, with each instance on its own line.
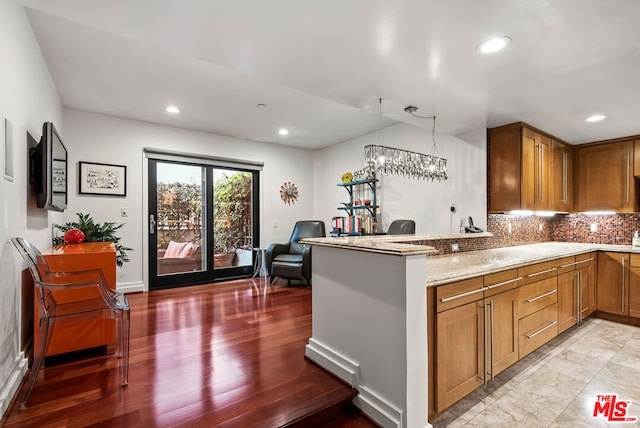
63, 229, 85, 244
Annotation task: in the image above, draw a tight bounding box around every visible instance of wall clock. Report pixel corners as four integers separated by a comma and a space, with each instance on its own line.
280, 181, 299, 205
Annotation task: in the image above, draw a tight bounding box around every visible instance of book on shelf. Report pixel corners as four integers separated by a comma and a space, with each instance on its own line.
332, 215, 375, 234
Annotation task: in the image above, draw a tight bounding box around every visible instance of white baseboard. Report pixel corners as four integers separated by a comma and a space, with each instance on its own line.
305, 338, 359, 386
117, 281, 144, 293
0, 352, 27, 417
354, 386, 403, 428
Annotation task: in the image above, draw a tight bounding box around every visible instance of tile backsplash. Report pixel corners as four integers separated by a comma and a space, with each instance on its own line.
425, 213, 640, 255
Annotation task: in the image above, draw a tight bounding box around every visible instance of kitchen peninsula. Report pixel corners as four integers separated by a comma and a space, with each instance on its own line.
302, 236, 640, 428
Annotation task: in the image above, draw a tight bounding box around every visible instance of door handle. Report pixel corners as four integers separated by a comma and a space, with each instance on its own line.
150, 214, 156, 234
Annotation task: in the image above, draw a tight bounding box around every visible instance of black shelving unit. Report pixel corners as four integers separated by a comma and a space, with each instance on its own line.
331, 177, 379, 236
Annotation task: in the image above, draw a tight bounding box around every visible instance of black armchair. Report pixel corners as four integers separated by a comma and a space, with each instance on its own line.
266, 220, 326, 286
387, 219, 416, 235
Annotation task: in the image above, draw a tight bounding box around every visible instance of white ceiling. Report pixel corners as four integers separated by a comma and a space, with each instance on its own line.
16, 0, 640, 149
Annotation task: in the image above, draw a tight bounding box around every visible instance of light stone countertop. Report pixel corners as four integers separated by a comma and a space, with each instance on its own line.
301, 235, 439, 255
426, 242, 640, 287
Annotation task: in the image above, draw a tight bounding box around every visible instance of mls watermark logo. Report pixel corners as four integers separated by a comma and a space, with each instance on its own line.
592, 394, 638, 423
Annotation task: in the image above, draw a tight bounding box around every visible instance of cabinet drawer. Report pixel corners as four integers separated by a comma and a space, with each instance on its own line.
556, 256, 576, 275
519, 303, 558, 358
436, 277, 485, 313
517, 276, 558, 318
484, 268, 520, 297
518, 260, 558, 286
630, 253, 640, 268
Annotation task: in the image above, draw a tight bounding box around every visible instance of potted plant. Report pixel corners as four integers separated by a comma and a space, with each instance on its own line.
53, 212, 132, 267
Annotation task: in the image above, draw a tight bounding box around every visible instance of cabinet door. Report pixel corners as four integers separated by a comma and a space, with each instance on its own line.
629, 266, 640, 318
551, 139, 572, 212
576, 141, 635, 212
485, 289, 518, 378
557, 270, 577, 333
436, 301, 484, 412
596, 252, 629, 315
578, 254, 596, 320
521, 129, 550, 210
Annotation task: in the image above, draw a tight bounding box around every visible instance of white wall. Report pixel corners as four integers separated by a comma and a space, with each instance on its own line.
313, 123, 487, 234
0, 0, 63, 417
62, 109, 315, 291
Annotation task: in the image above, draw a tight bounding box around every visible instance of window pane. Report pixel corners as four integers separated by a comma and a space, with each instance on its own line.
156, 163, 205, 275
213, 169, 253, 269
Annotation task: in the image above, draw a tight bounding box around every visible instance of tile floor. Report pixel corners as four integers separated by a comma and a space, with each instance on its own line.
431, 318, 640, 427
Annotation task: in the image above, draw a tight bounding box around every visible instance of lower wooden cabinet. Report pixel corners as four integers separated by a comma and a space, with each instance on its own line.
557, 253, 596, 333
519, 303, 558, 358
435, 287, 518, 412
436, 299, 484, 411
597, 252, 630, 315
627, 254, 640, 318
557, 270, 578, 333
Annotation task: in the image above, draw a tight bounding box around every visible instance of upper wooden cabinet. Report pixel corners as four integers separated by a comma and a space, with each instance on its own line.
551, 139, 573, 212
575, 140, 636, 212
489, 123, 569, 213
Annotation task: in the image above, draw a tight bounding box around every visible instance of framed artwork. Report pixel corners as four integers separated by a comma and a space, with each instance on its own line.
79, 161, 127, 196
3, 117, 13, 182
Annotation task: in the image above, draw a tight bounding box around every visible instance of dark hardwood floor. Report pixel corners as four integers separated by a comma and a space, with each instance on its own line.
2, 279, 378, 427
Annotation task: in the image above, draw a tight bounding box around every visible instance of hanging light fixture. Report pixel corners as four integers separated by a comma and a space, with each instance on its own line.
362, 99, 448, 182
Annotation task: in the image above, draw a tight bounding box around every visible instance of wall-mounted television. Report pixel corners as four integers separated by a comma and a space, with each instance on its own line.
29, 122, 67, 211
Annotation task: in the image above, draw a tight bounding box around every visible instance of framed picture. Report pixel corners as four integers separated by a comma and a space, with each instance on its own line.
3, 117, 13, 182
79, 161, 127, 196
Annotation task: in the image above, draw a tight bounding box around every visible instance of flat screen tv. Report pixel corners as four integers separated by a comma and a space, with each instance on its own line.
29, 122, 67, 211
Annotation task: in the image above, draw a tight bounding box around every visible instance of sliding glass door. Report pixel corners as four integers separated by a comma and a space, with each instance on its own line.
148, 159, 259, 289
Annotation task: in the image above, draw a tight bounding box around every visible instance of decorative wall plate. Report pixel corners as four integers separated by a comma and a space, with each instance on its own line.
280, 181, 299, 205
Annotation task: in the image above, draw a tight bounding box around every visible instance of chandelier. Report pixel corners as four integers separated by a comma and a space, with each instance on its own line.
361, 100, 448, 182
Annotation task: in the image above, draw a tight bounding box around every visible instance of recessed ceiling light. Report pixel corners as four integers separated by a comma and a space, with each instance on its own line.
476, 36, 511, 54
257, 103, 266, 108
165, 105, 180, 114
585, 114, 607, 122
278, 129, 289, 136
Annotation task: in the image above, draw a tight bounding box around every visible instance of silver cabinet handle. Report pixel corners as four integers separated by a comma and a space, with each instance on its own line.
486, 277, 522, 289
489, 300, 494, 380
480, 302, 487, 384
622, 257, 626, 313
526, 267, 557, 278
440, 286, 488, 303
150, 214, 156, 234
575, 271, 580, 325
562, 151, 568, 204
559, 258, 594, 268
527, 321, 558, 339
578, 271, 583, 324
626, 151, 631, 205
526, 289, 557, 303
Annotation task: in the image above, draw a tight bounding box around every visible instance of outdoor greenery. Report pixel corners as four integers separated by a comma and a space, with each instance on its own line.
213, 172, 252, 254
156, 171, 252, 255
53, 212, 132, 267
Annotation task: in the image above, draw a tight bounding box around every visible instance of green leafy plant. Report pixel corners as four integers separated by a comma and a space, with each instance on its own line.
213, 172, 252, 254
53, 212, 133, 267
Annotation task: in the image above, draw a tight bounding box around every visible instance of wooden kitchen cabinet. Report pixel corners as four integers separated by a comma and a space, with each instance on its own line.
488, 123, 552, 212
577, 252, 596, 319
627, 253, 640, 318
557, 253, 596, 333
551, 139, 573, 212
557, 269, 577, 333
575, 140, 636, 212
484, 288, 518, 378
597, 251, 630, 315
436, 299, 484, 412
435, 271, 519, 411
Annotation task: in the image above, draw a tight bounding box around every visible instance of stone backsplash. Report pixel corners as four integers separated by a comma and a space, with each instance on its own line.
425, 213, 640, 255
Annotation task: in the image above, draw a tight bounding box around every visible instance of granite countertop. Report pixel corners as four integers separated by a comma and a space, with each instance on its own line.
301, 235, 441, 255
426, 242, 640, 287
